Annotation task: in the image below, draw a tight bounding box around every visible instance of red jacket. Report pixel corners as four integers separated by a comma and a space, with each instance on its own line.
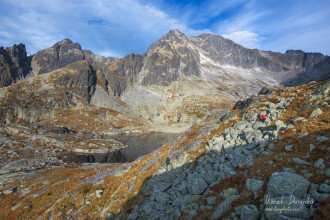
260, 114, 266, 120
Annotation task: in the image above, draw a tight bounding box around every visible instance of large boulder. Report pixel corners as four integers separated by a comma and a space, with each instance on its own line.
211, 195, 240, 220
246, 178, 264, 192
266, 172, 310, 199
186, 177, 208, 195
264, 196, 311, 220
258, 85, 274, 95
234, 205, 259, 220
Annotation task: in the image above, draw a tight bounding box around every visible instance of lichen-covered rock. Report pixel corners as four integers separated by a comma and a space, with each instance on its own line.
221, 188, 239, 199
308, 183, 329, 201
258, 85, 274, 95
211, 195, 240, 220
233, 121, 250, 130
176, 194, 200, 206
186, 177, 208, 195
246, 178, 264, 192
314, 158, 325, 169
234, 205, 259, 220
292, 158, 310, 165
266, 172, 310, 199
206, 196, 217, 206
0, 60, 97, 124
285, 145, 293, 151
313, 79, 330, 96
267, 143, 275, 150
310, 108, 322, 117
318, 184, 330, 194
264, 196, 311, 220
220, 111, 237, 122
56, 61, 96, 101
252, 121, 266, 130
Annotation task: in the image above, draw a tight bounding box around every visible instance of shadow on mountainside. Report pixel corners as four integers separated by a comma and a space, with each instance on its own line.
114, 126, 329, 220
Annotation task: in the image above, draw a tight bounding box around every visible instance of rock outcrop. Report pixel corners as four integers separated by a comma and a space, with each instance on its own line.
102, 53, 144, 96
56, 60, 97, 102
0, 44, 31, 87
31, 38, 85, 75
83, 50, 117, 69
0, 60, 96, 124
141, 29, 200, 86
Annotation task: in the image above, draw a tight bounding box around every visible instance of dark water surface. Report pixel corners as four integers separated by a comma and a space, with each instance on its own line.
114, 132, 179, 161
64, 132, 179, 163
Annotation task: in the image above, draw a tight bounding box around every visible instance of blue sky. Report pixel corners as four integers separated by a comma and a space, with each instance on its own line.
0, 0, 330, 57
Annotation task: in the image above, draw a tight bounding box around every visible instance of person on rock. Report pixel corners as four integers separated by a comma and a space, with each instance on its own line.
260, 113, 266, 122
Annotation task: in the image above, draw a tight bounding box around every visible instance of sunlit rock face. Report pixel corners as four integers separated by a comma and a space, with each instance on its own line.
1, 29, 330, 127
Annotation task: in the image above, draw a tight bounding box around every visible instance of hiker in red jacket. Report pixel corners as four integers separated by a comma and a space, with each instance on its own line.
260, 113, 266, 122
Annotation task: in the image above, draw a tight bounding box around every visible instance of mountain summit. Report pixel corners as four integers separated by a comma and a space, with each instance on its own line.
0, 30, 329, 126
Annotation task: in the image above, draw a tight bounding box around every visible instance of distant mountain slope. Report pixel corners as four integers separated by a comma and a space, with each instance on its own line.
0, 30, 329, 127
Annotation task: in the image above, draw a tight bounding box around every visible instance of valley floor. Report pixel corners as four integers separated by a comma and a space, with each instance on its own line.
0, 81, 329, 219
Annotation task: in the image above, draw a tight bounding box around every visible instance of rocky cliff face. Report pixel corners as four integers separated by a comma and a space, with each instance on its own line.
0, 47, 14, 87
0, 44, 31, 87
102, 53, 144, 96
83, 50, 117, 69
31, 39, 85, 75
56, 61, 97, 102
0, 61, 97, 124
1, 30, 329, 90
0, 39, 117, 89
192, 33, 329, 73
141, 29, 200, 86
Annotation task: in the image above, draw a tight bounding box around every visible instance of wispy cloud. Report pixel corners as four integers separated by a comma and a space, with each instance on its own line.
0, 0, 329, 56
223, 31, 260, 49
0, 0, 206, 57
208, 0, 330, 54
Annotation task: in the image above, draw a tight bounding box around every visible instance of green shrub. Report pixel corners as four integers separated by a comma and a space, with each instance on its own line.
83, 189, 90, 194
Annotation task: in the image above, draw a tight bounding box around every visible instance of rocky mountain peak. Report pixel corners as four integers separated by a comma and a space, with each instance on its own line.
51, 38, 83, 53
53, 38, 74, 47
0, 43, 31, 87
5, 43, 31, 78
31, 38, 85, 75
164, 29, 186, 38
154, 29, 189, 47
141, 29, 200, 86
285, 49, 304, 55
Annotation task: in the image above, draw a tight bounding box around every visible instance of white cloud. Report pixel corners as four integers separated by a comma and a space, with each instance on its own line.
97, 50, 123, 58
223, 31, 259, 49
1, 0, 329, 56
0, 0, 209, 57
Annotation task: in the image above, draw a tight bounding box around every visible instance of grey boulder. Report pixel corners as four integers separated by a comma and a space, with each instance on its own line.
266, 172, 310, 199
